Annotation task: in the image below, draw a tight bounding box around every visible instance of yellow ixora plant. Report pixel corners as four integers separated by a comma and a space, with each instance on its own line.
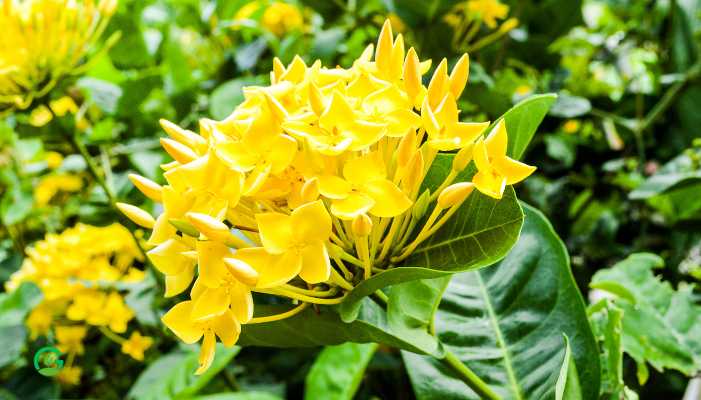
6, 223, 152, 384
0, 0, 117, 112
119, 19, 536, 374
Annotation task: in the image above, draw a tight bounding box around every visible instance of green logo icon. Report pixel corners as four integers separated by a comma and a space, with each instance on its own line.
33, 346, 64, 376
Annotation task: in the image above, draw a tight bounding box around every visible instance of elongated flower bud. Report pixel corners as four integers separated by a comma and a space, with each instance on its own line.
403, 47, 421, 103
186, 212, 231, 243
352, 214, 373, 237
128, 174, 163, 202
397, 130, 417, 169
168, 219, 200, 237
223, 258, 259, 287
116, 203, 155, 229
437, 182, 475, 209
449, 53, 469, 99
160, 138, 197, 164
452, 144, 474, 172
427, 58, 448, 108
375, 19, 393, 76
402, 150, 424, 193
159, 119, 206, 150
412, 190, 431, 220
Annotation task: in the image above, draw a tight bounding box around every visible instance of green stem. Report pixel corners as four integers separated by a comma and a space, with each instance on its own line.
70, 133, 116, 203
442, 351, 500, 400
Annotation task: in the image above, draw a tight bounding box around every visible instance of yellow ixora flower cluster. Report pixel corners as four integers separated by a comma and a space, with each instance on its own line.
0, 0, 116, 112
6, 224, 152, 384
118, 19, 535, 374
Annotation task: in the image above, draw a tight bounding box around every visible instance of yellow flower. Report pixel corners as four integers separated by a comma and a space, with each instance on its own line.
0, 0, 115, 111
467, 0, 509, 28
387, 13, 406, 33
563, 119, 580, 134
55, 325, 87, 355
514, 84, 533, 97
121, 18, 540, 375
28, 105, 53, 127
45, 151, 64, 169
121, 331, 153, 361
472, 120, 537, 199
317, 152, 412, 220
252, 200, 332, 284
7, 223, 144, 365
234, 1, 303, 37
162, 300, 240, 375
57, 366, 82, 386
34, 174, 82, 206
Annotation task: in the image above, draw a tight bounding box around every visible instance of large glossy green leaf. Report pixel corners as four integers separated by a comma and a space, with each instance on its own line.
304, 342, 378, 400
239, 299, 443, 357
496, 93, 558, 160
127, 345, 239, 400
591, 253, 701, 378
402, 205, 600, 400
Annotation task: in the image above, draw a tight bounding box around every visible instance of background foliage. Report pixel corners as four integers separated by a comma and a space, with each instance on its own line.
1, 0, 700, 399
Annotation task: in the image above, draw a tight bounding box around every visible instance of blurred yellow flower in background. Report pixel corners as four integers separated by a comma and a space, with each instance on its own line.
467, 0, 509, 28
234, 1, 304, 36
0, 0, 116, 112
34, 174, 82, 206
6, 223, 149, 383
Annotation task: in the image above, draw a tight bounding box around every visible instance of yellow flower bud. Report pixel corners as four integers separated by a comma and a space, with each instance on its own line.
452, 143, 474, 172
128, 174, 163, 202
352, 214, 373, 237
397, 130, 417, 169
186, 212, 231, 242
160, 138, 198, 164
223, 258, 259, 287
412, 190, 431, 220
449, 53, 469, 99
437, 182, 475, 209
116, 203, 156, 229
159, 119, 206, 150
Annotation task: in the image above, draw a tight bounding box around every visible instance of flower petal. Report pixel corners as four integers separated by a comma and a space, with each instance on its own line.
191, 286, 230, 321
317, 175, 352, 199
299, 241, 331, 284
491, 156, 537, 185
290, 200, 332, 243
234, 247, 302, 288
362, 179, 412, 218
485, 120, 508, 157
196, 241, 231, 287
164, 264, 196, 297
161, 301, 203, 344
268, 134, 298, 174
228, 281, 254, 323
343, 152, 387, 184
211, 309, 241, 347
330, 192, 375, 220
195, 330, 216, 375
472, 170, 506, 200
255, 212, 293, 254
147, 238, 194, 276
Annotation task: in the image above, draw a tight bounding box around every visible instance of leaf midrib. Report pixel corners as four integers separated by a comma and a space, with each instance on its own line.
412, 216, 522, 255
475, 272, 523, 400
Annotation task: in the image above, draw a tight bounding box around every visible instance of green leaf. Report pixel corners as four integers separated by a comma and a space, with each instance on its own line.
239, 299, 443, 357
556, 335, 582, 400
629, 150, 701, 199
186, 393, 283, 400
0, 283, 42, 368
588, 300, 632, 398
127, 345, 239, 400
590, 253, 701, 377
304, 342, 378, 400
403, 205, 600, 400
495, 93, 558, 160
549, 93, 591, 118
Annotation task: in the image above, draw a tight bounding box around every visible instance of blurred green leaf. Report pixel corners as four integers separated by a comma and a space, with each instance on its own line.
549, 93, 591, 118
496, 93, 558, 160
127, 344, 240, 400
304, 342, 378, 400
0, 283, 42, 368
